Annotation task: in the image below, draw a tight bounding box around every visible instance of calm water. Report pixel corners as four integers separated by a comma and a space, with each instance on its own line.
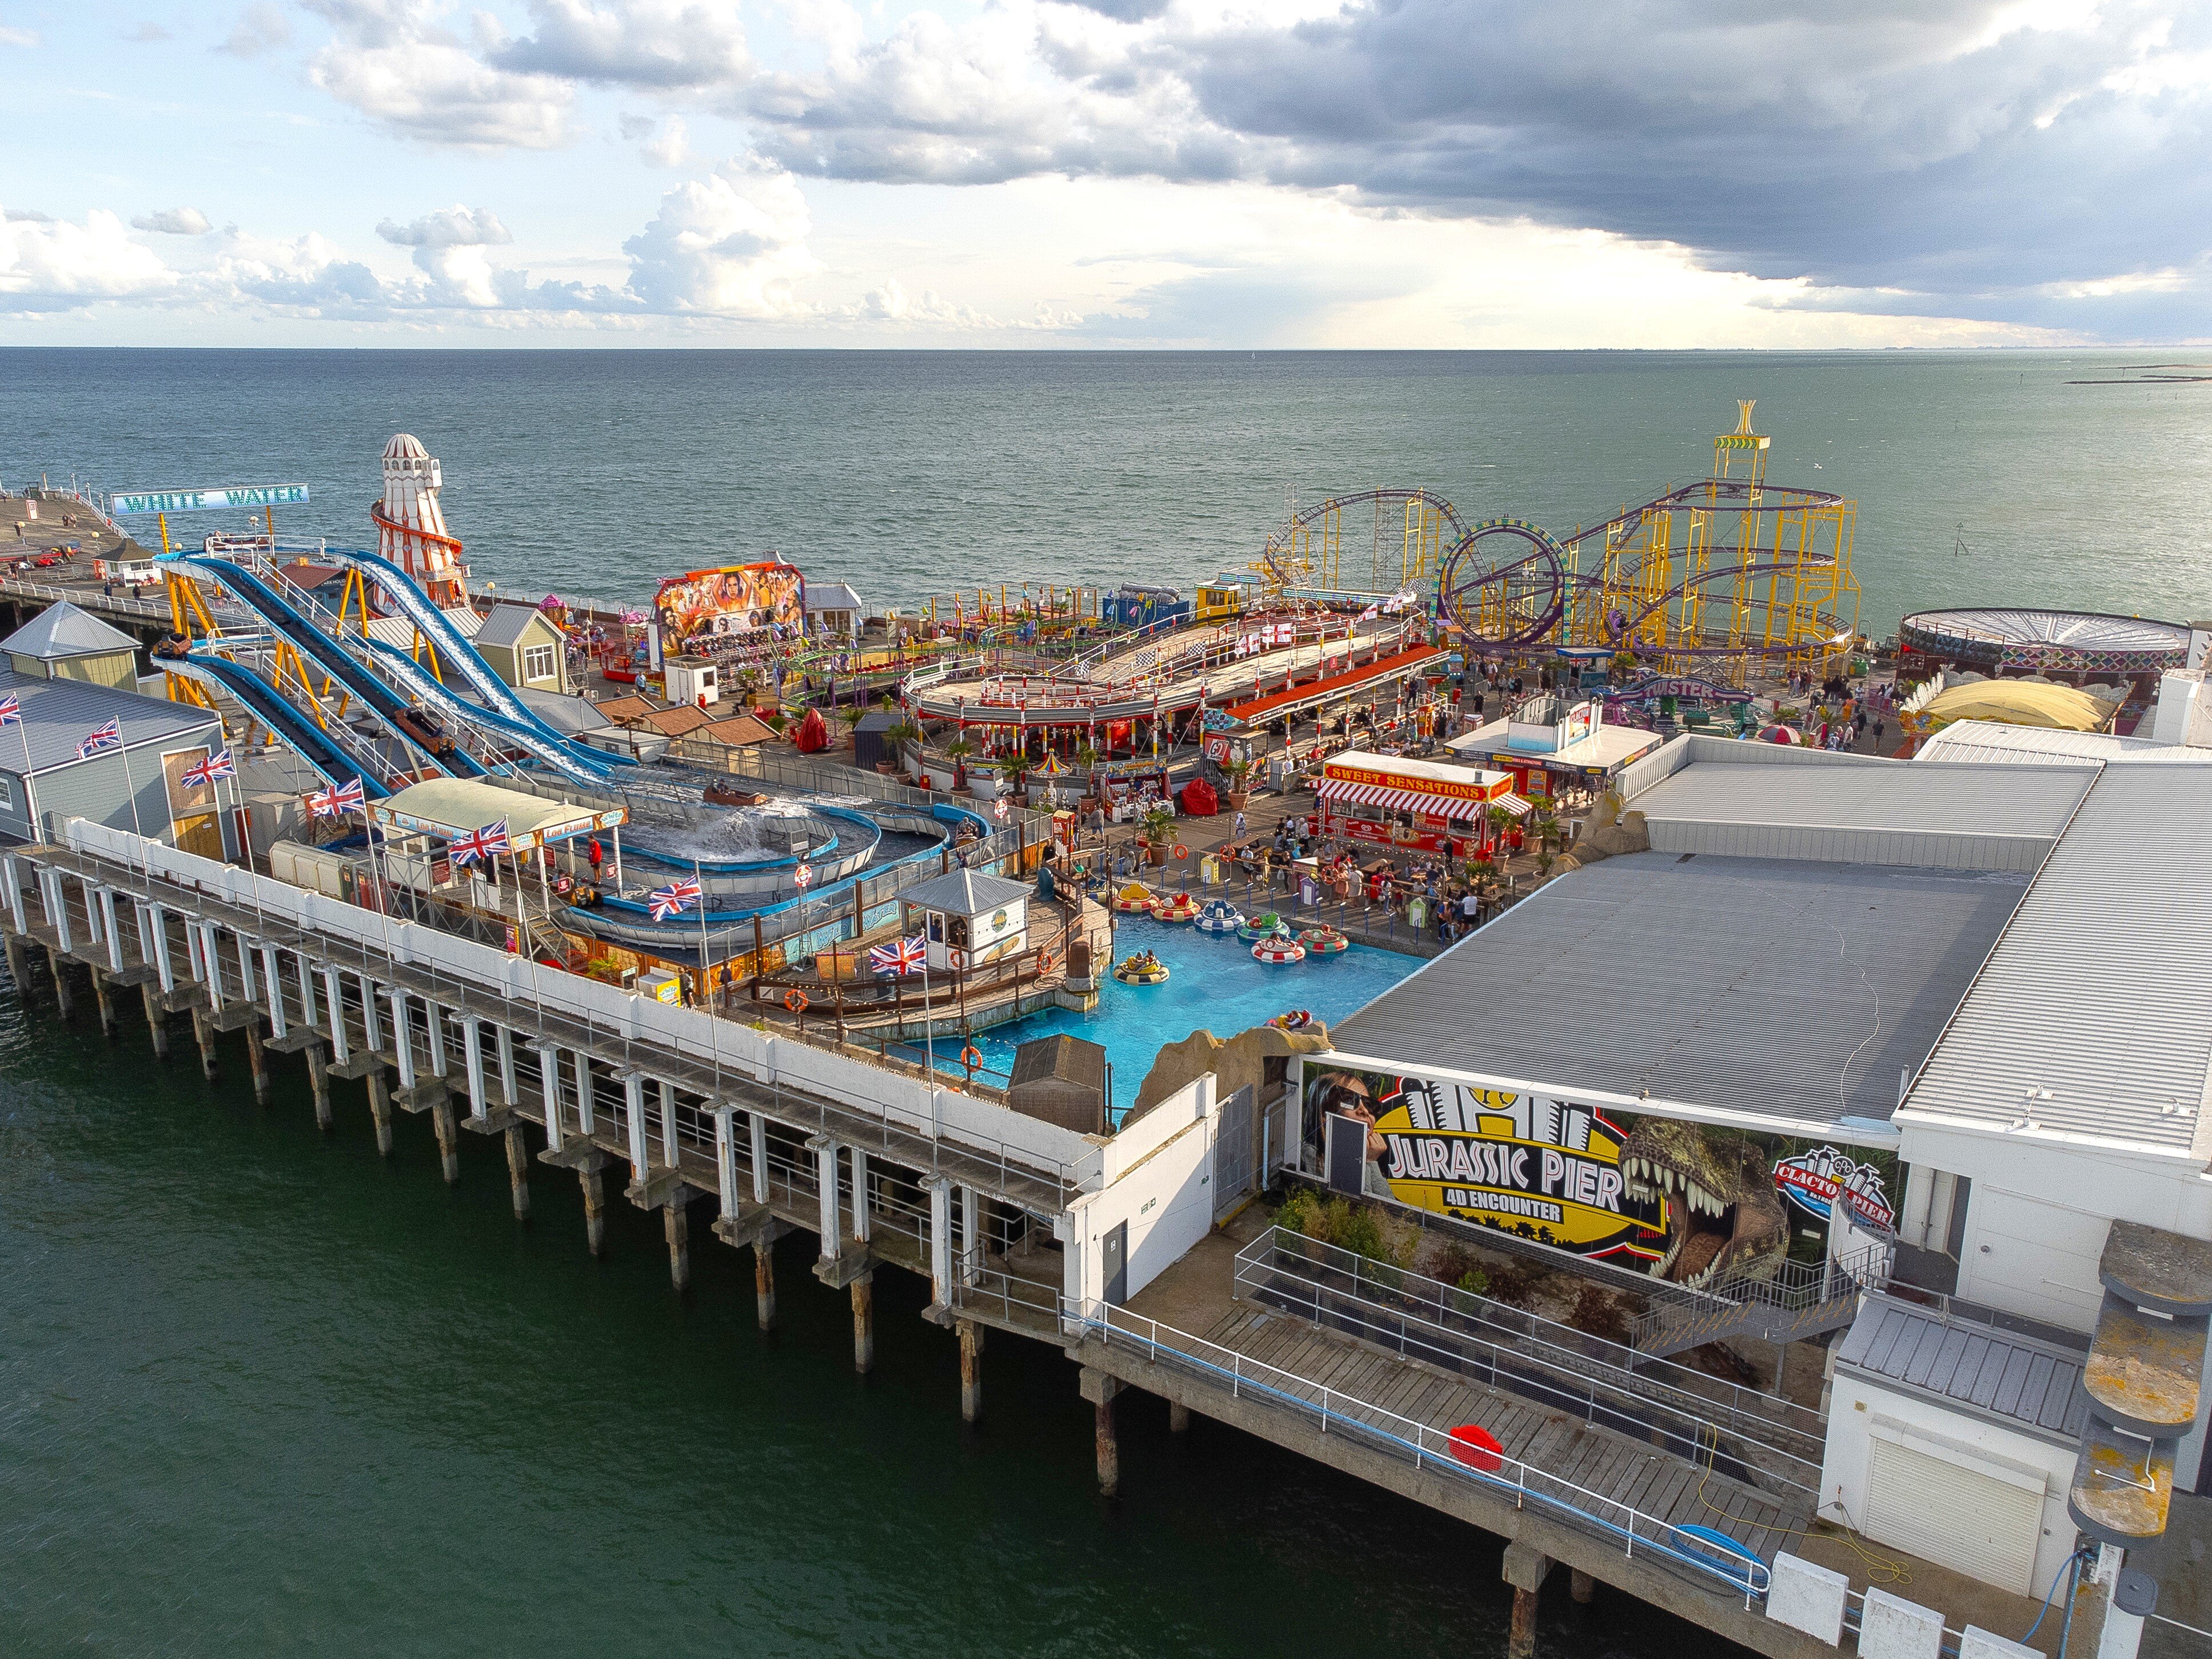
3, 349, 2208, 1655
4, 349, 2211, 635
933, 913, 1416, 1111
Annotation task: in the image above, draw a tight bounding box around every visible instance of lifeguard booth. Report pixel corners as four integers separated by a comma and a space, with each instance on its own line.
896, 869, 1030, 973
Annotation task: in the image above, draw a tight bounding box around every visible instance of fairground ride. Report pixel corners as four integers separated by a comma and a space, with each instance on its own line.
1434, 404, 1859, 682
1251, 488, 1468, 598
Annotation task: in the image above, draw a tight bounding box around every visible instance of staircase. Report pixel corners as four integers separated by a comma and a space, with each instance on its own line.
1629, 1245, 1885, 1359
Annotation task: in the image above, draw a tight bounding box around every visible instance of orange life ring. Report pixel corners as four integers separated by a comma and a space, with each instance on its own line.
784, 988, 810, 1013
1037, 945, 1058, 973
960, 1044, 984, 1072
1172, 843, 1190, 860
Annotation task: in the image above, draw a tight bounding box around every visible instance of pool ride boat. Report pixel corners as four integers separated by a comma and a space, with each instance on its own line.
1112, 882, 1157, 914
1237, 911, 1284, 942
1151, 892, 1200, 923
1267, 1009, 1316, 1030
1112, 949, 1170, 984
1193, 898, 1244, 935
1251, 924, 1307, 964
1297, 925, 1349, 956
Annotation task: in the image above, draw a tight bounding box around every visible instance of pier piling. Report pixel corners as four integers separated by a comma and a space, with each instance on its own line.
582, 1165, 608, 1256
1502, 1544, 1552, 1659
306, 1044, 332, 1131
851, 1273, 874, 1374
1080, 1368, 1121, 1497
245, 1025, 271, 1104
958, 1319, 984, 1424
665, 1201, 690, 1292
140, 983, 169, 1059
1168, 1401, 1191, 1434
45, 946, 73, 1017
93, 973, 118, 1040
503, 1124, 530, 1221
191, 1006, 218, 1080
4, 931, 27, 986
365, 1070, 394, 1156
430, 1096, 460, 1184
1570, 1570, 1594, 1606
754, 1241, 777, 1329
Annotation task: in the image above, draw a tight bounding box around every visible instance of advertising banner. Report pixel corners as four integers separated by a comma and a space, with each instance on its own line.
111, 483, 309, 516
653, 563, 806, 651
1772, 1146, 1896, 1235
1304, 1065, 1665, 1260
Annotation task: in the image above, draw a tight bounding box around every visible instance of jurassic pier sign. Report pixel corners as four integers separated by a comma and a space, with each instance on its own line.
1304, 1065, 1664, 1261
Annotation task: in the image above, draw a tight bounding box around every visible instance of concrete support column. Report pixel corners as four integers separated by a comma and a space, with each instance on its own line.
425, 1001, 447, 1079
146, 903, 175, 992
1168, 1401, 1191, 1434
573, 1051, 595, 1135
389, 989, 414, 1090
431, 1094, 460, 1185
294, 953, 317, 1033
95, 888, 124, 975
358, 973, 380, 1052
851, 1272, 875, 1374
658, 1079, 678, 1169
1568, 1570, 1594, 1606
504, 1124, 530, 1221
536, 1042, 564, 1151
259, 946, 285, 1038
141, 981, 169, 1060
713, 1109, 737, 1218
461, 1016, 488, 1122
46, 945, 74, 1017
809, 1135, 840, 1260
494, 1024, 516, 1110
664, 1201, 690, 1292
958, 1318, 984, 1424
622, 1072, 649, 1180
927, 1176, 953, 1309
308, 1042, 332, 1131
748, 1112, 768, 1204
1502, 1544, 1552, 1659
959, 1183, 980, 1286
754, 1238, 777, 1331
1095, 1396, 1120, 1496
322, 968, 349, 1064
245, 1024, 271, 1105
366, 1069, 394, 1156
191, 1005, 218, 1080
93, 973, 118, 1040
580, 1163, 608, 1257
850, 1147, 871, 1244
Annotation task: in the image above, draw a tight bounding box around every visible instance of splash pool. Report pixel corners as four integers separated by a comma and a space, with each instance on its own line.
908, 915, 1424, 1118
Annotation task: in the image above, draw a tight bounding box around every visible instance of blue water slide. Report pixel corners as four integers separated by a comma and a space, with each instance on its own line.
170, 555, 486, 780
167, 655, 393, 798
365, 638, 614, 789
315, 546, 636, 769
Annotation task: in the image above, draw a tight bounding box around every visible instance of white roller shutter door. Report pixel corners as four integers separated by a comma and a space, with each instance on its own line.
1863, 1434, 2043, 1596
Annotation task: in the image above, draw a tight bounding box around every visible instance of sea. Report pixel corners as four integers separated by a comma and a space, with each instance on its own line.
2, 349, 2207, 1657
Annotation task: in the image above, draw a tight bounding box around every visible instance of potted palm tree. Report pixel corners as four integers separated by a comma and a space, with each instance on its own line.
1222, 757, 1255, 810
885, 715, 923, 778
1486, 802, 1515, 856
1139, 802, 1175, 866
944, 735, 975, 792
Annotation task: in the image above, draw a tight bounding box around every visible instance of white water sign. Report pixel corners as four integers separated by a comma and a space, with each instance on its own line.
110, 483, 309, 516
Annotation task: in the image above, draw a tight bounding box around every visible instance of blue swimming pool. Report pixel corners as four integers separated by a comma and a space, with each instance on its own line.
905, 914, 1425, 1118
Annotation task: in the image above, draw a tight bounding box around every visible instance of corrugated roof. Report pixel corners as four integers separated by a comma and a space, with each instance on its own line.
473, 603, 556, 649
804, 583, 864, 612
1916, 719, 2212, 768
0, 669, 221, 774
2, 601, 137, 661
1328, 851, 2029, 1133
897, 868, 1031, 914
1900, 766, 2212, 1153
1631, 759, 2093, 841
365, 608, 481, 648
1836, 1292, 2089, 1441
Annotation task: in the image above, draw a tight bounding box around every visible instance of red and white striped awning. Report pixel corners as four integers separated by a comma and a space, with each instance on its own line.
1317, 774, 1535, 822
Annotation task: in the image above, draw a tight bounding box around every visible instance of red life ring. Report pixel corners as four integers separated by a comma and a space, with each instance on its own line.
960, 1044, 984, 1073
1172, 843, 1190, 860
784, 988, 810, 1013
1037, 945, 1059, 973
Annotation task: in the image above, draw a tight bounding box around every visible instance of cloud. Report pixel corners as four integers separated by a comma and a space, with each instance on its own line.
375, 205, 514, 246
304, 0, 574, 147
0, 26, 38, 47
132, 207, 214, 235
2, 209, 178, 313
123, 21, 173, 41
621, 156, 821, 315
6, 209, 55, 223
642, 115, 689, 166
489, 0, 752, 89
218, 2, 292, 55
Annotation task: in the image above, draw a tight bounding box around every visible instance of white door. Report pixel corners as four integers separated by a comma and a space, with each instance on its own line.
1863, 1434, 2043, 1596
1962, 1186, 2110, 1332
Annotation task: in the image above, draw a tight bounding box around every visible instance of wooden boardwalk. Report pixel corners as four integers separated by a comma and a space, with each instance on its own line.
1181, 1300, 1813, 1565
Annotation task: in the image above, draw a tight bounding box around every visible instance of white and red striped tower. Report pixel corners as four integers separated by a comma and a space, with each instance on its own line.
373, 433, 468, 606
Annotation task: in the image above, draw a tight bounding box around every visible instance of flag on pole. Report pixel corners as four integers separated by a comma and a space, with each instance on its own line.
868, 935, 928, 977
180, 748, 235, 790
449, 819, 510, 868
647, 876, 702, 920
0, 694, 19, 726
75, 717, 121, 759
306, 777, 366, 819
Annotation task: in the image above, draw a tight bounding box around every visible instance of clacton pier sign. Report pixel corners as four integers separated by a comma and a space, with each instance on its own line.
110, 483, 310, 516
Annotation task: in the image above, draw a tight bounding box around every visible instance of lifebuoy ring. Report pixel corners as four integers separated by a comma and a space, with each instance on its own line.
784, 988, 810, 1013
1172, 842, 1189, 860
960, 1044, 984, 1073
1037, 945, 1058, 974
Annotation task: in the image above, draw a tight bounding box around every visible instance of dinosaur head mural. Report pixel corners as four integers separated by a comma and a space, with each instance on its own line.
1618, 1117, 1788, 1289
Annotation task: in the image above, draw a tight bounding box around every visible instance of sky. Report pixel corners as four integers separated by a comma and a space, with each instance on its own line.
3, 0, 2210, 347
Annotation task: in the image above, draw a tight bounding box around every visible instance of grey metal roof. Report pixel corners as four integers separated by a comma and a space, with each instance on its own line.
1835, 1292, 2089, 1442
1327, 850, 2031, 1133
805, 583, 864, 613
1900, 765, 2212, 1153
0, 669, 221, 774
2, 601, 137, 661
1915, 720, 2170, 767
1631, 759, 2093, 840
473, 603, 555, 649
897, 868, 1031, 914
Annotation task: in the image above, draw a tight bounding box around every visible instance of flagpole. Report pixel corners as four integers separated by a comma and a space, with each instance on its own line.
695, 858, 710, 1008
10, 706, 38, 842
113, 721, 148, 841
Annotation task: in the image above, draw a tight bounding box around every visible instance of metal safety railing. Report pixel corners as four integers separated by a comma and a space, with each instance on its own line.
1068, 1296, 1774, 1605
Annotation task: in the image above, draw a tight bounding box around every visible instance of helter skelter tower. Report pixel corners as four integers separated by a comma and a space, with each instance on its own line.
372, 433, 468, 607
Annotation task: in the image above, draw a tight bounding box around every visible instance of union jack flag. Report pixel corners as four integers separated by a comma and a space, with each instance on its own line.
868, 934, 928, 976
647, 877, 701, 920
76, 718, 121, 759
179, 748, 235, 790
449, 819, 510, 868
0, 694, 19, 726
306, 777, 366, 819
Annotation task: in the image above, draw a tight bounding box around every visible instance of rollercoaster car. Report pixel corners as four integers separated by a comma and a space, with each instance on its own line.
151, 631, 192, 662
396, 705, 458, 758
